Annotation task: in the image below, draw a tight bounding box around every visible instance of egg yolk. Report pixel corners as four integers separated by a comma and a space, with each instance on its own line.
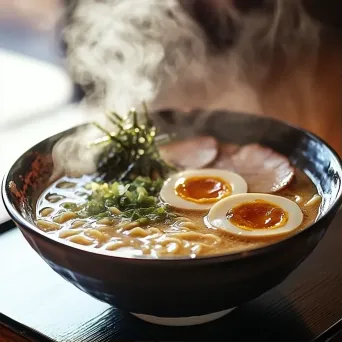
227, 200, 288, 230
175, 176, 231, 204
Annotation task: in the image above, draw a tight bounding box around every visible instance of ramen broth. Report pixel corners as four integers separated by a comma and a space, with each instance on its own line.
35, 169, 320, 258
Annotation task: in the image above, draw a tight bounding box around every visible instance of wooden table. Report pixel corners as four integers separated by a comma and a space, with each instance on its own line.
0, 327, 30, 342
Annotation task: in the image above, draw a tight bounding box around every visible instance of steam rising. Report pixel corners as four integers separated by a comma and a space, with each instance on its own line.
53, 0, 321, 177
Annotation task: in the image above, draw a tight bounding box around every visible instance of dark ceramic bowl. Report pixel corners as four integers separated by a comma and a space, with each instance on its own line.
2, 110, 342, 326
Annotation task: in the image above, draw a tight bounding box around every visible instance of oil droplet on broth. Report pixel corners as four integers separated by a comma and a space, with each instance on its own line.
56, 181, 77, 189
45, 193, 66, 203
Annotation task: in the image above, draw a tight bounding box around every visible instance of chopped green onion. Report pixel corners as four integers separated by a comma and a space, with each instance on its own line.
62, 176, 176, 226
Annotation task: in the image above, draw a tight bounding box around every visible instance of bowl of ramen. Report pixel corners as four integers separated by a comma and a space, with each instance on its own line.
2, 108, 342, 326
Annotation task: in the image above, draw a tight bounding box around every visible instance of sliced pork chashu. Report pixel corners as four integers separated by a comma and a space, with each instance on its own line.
159, 134, 294, 193
159, 136, 219, 169
212, 143, 295, 193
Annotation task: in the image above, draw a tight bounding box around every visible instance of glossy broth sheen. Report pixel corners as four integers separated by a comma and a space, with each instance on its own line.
36, 170, 320, 258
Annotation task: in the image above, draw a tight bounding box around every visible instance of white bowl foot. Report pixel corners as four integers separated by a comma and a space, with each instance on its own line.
130, 307, 236, 326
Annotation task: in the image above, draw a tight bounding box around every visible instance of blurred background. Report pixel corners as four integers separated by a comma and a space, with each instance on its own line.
0, 0, 86, 221
0, 0, 341, 221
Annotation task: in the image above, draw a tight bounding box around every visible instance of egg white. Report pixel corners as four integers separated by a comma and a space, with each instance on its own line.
207, 193, 303, 238
160, 169, 248, 210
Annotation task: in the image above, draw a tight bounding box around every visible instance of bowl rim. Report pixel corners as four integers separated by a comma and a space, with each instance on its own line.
2, 111, 342, 265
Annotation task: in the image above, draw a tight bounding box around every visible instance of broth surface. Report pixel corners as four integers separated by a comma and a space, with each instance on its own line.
35, 169, 320, 258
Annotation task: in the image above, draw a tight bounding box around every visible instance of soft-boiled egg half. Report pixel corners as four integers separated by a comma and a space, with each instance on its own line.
160, 169, 248, 210
207, 193, 303, 238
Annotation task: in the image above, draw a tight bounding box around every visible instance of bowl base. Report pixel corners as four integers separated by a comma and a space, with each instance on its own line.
130, 307, 236, 326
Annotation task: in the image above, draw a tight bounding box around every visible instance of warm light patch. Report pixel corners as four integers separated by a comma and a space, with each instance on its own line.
175, 176, 231, 204
227, 200, 288, 230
